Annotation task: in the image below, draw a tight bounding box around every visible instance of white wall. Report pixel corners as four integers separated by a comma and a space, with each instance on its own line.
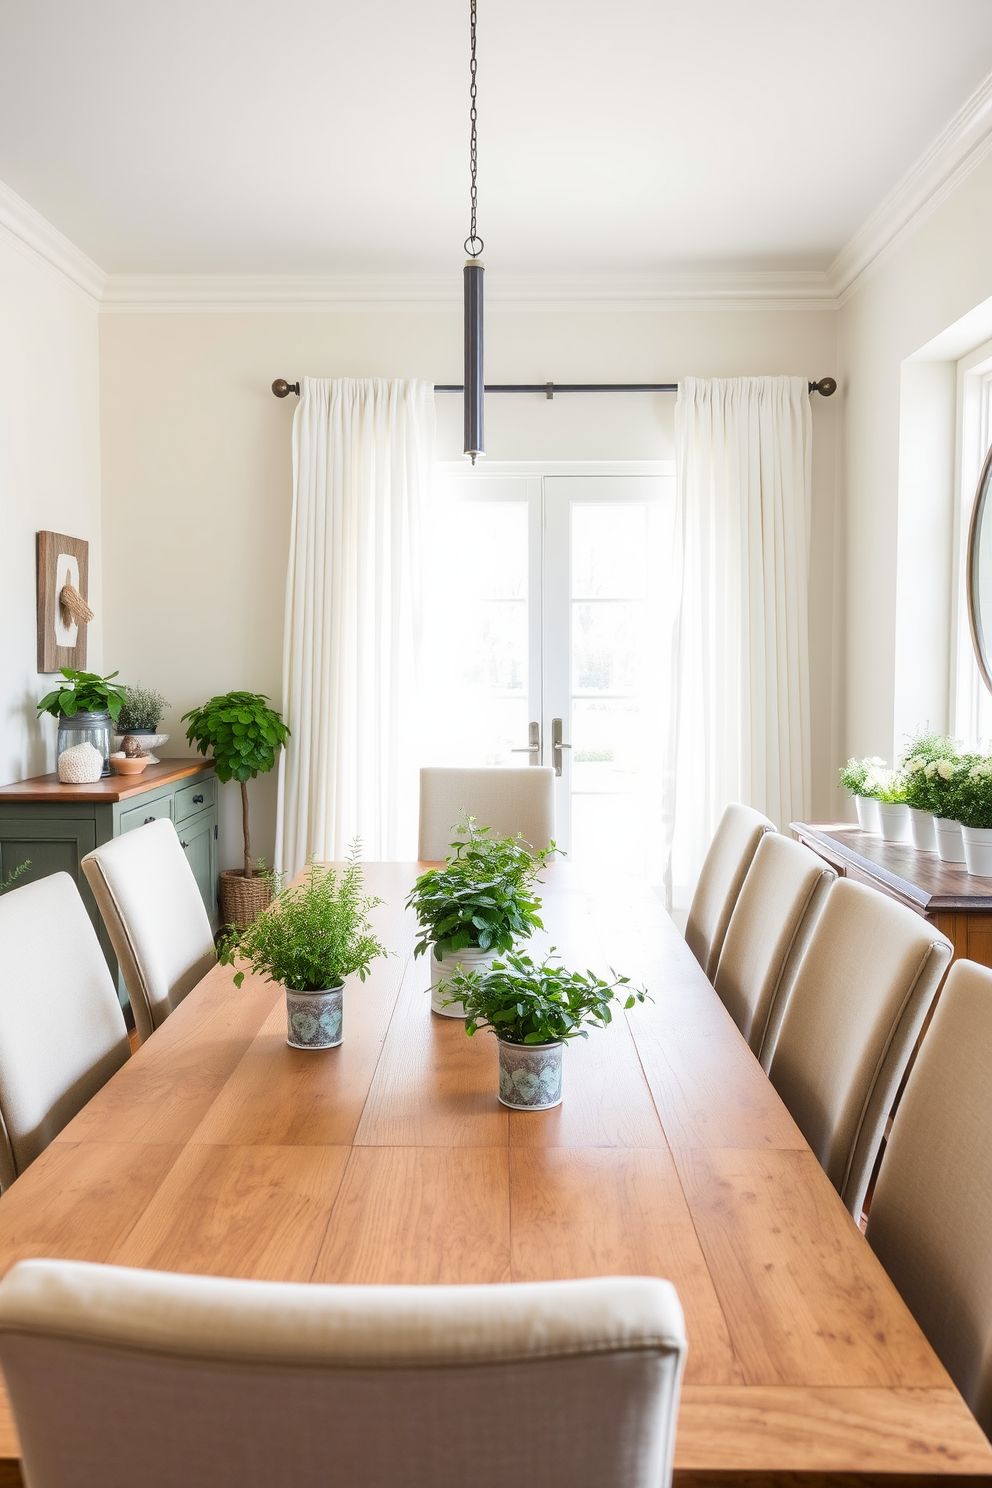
0, 236, 102, 787
99, 300, 839, 867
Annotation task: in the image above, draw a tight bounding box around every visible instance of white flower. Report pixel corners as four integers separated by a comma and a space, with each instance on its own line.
937, 759, 956, 781
924, 761, 938, 779
907, 757, 924, 773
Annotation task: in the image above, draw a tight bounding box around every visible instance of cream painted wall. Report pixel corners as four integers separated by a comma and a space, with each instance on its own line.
98, 302, 838, 867
0, 239, 102, 788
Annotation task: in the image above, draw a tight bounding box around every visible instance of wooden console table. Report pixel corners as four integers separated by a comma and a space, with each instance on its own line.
791, 821, 992, 969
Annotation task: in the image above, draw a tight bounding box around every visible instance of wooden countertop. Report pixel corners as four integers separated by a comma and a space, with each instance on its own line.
0, 758, 215, 805
0, 862, 987, 1484
792, 820, 992, 913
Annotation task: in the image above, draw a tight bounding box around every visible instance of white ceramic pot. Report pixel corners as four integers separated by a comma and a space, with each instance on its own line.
876, 801, 910, 843
854, 796, 879, 832
962, 825, 992, 877
430, 944, 498, 1017
285, 983, 344, 1049
908, 806, 938, 852
933, 817, 967, 863
497, 1038, 563, 1110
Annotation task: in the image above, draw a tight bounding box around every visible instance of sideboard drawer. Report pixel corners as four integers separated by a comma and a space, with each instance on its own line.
175, 775, 216, 824
119, 795, 173, 834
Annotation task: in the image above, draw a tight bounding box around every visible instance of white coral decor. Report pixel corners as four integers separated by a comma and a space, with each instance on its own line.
57, 742, 103, 784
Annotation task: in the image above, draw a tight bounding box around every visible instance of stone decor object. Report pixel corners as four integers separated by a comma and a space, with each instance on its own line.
285, 984, 344, 1050
497, 1038, 563, 1110
57, 742, 104, 784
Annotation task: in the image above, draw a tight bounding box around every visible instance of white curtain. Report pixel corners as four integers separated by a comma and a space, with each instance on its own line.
275, 377, 435, 873
671, 376, 812, 898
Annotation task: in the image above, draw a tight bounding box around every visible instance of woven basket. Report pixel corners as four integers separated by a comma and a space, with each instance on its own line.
219, 869, 273, 929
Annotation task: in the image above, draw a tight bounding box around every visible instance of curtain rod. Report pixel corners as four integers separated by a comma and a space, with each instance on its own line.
272, 377, 837, 400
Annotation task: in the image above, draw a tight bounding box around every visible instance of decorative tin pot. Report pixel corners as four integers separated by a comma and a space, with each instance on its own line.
854, 796, 879, 832
285, 983, 344, 1050
497, 1038, 563, 1111
430, 944, 498, 1017
962, 825, 992, 877
876, 801, 910, 843
908, 806, 937, 852
933, 817, 966, 863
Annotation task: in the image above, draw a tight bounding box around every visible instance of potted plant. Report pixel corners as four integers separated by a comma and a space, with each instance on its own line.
445, 948, 648, 1110
837, 756, 887, 832
924, 752, 972, 863
114, 684, 171, 762
182, 691, 290, 927
901, 731, 959, 851
37, 667, 129, 780
218, 848, 385, 1049
952, 758, 992, 876
873, 768, 911, 843
406, 819, 558, 1017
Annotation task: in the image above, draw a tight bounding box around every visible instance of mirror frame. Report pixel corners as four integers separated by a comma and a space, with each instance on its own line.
968, 441, 992, 695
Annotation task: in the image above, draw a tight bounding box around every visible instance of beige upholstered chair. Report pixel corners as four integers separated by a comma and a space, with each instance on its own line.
0, 874, 129, 1190
713, 833, 836, 1066
82, 818, 216, 1044
418, 766, 555, 861
766, 877, 952, 1219
0, 1261, 687, 1488
684, 803, 774, 979
866, 959, 992, 1437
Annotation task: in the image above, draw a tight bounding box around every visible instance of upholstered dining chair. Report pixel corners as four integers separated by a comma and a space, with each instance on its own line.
0, 1261, 687, 1488
765, 877, 952, 1220
82, 818, 216, 1044
418, 766, 555, 861
865, 958, 992, 1437
713, 833, 836, 1067
684, 803, 774, 980
0, 874, 129, 1190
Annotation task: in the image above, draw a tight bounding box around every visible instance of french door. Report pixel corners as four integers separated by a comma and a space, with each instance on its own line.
426, 468, 676, 880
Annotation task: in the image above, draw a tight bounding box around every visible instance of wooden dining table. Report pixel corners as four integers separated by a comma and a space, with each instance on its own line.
0, 861, 988, 1487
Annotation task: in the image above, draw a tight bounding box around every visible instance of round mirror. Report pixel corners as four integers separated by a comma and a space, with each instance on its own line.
969, 444, 992, 694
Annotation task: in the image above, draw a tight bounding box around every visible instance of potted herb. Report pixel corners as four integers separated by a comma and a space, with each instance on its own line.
406, 819, 558, 1017
837, 756, 887, 832
923, 753, 972, 863
37, 667, 129, 780
182, 691, 290, 927
219, 849, 385, 1049
901, 731, 960, 851
951, 758, 992, 876
873, 769, 911, 843
445, 949, 648, 1110
115, 684, 171, 762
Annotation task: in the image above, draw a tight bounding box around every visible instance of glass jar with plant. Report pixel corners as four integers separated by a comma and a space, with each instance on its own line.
37, 667, 129, 779
444, 948, 648, 1110
219, 848, 385, 1050
406, 818, 559, 1018
115, 684, 171, 762
950, 757, 992, 876
182, 691, 290, 927
837, 755, 888, 832
901, 731, 960, 851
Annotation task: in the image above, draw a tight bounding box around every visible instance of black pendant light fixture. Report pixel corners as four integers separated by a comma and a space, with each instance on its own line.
463, 0, 484, 463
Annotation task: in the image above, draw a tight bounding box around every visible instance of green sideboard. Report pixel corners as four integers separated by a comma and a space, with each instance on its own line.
0, 759, 219, 1010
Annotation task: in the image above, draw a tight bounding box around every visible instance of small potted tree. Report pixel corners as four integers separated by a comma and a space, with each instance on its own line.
182, 690, 290, 926
445, 949, 648, 1110
38, 667, 129, 780
114, 683, 171, 762
218, 848, 386, 1049
406, 819, 558, 1017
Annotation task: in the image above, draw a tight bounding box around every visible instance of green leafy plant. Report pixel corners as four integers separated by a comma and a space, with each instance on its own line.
0, 861, 30, 895
118, 683, 169, 733
37, 668, 128, 722
218, 848, 385, 992
950, 757, 992, 830
901, 732, 961, 813
837, 756, 888, 799
182, 691, 290, 881
922, 752, 974, 822
406, 818, 559, 962
445, 947, 649, 1045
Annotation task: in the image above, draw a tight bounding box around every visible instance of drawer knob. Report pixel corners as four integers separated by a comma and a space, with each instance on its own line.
181, 840, 190, 849
192, 794, 204, 805
143, 816, 155, 824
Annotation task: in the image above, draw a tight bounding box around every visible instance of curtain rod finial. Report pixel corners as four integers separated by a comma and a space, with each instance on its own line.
272, 379, 300, 399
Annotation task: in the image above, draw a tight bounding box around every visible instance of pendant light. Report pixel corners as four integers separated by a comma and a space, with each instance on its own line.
463, 0, 484, 463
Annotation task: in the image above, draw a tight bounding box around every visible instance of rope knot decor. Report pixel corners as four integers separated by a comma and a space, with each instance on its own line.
59, 582, 94, 627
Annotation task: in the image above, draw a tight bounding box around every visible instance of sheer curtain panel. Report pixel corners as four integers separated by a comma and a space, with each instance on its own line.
672, 377, 812, 896
275, 378, 435, 873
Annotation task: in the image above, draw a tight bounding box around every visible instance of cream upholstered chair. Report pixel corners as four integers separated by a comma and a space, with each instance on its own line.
766, 877, 952, 1220
684, 803, 774, 979
0, 1262, 687, 1488
713, 833, 835, 1066
866, 959, 992, 1438
0, 874, 129, 1190
81, 818, 216, 1044
418, 766, 555, 861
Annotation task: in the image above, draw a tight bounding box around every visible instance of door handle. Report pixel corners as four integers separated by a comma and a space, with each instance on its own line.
510, 721, 542, 763
551, 717, 572, 777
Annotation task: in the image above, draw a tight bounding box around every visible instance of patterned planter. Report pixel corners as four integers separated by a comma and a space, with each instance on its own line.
430, 944, 498, 1017
285, 983, 344, 1050
497, 1038, 563, 1110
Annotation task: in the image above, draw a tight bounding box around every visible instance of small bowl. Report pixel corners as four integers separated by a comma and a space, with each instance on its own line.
110, 754, 150, 776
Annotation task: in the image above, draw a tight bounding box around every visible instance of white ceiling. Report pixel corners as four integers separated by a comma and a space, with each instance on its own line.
1, 0, 991, 279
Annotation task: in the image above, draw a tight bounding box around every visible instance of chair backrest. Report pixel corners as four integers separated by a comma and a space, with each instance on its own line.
684, 804, 774, 979
0, 1261, 687, 1488
866, 959, 992, 1438
0, 874, 129, 1189
766, 877, 952, 1219
713, 833, 836, 1066
418, 766, 555, 861
81, 819, 216, 1044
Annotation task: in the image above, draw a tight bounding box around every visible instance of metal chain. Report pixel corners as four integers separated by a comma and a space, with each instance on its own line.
464, 0, 483, 257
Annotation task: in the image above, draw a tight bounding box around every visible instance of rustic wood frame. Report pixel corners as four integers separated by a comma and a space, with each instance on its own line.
36, 530, 89, 673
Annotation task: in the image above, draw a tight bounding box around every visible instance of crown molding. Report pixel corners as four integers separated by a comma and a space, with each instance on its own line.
830, 67, 992, 304
0, 178, 106, 303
